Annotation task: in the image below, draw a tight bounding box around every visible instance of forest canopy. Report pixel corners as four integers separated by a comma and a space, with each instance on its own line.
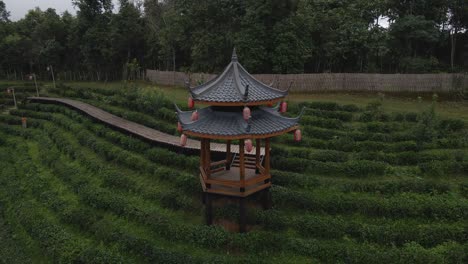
0, 0, 467, 81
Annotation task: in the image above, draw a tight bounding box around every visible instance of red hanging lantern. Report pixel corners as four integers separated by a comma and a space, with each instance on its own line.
245, 139, 253, 153
180, 134, 187, 146
191, 110, 199, 121
177, 122, 182, 132
294, 129, 302, 142
188, 97, 195, 108
280, 101, 288, 113
243, 106, 251, 121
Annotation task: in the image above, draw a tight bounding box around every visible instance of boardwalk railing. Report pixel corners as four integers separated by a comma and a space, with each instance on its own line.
146, 70, 468, 93
28, 97, 264, 156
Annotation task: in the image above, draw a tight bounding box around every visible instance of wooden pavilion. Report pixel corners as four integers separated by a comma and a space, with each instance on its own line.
176, 49, 303, 232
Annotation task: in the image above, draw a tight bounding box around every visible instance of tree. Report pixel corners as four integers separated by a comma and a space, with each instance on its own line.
0, 0, 9, 22
73, 0, 114, 80
388, 15, 439, 72
447, 0, 468, 70
111, 0, 145, 78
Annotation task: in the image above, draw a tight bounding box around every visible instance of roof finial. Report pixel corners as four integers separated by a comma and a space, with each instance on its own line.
231, 47, 238, 62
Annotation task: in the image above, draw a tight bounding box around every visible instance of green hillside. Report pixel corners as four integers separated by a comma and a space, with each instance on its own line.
0, 83, 467, 263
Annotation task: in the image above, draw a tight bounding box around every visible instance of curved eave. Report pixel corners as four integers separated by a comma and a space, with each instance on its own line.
189, 62, 235, 96
237, 63, 290, 95
181, 125, 300, 140
176, 106, 304, 140
192, 97, 285, 106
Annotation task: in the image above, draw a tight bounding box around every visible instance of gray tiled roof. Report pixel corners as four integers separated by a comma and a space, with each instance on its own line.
176, 105, 304, 138
189, 49, 288, 103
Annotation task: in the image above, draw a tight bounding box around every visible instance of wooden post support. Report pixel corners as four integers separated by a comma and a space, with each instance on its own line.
255, 139, 261, 174
262, 188, 272, 210
205, 139, 211, 175
205, 193, 213, 225
205, 139, 211, 188
239, 139, 245, 192
200, 139, 205, 169
264, 138, 271, 176
239, 197, 246, 233
226, 140, 232, 170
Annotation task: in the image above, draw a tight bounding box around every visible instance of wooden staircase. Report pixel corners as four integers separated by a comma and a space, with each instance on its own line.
231, 153, 264, 170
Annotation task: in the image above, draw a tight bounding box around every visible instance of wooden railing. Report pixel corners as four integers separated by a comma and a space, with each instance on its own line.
199, 163, 271, 197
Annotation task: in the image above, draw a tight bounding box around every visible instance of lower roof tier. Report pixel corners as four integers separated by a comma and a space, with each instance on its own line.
176, 105, 304, 140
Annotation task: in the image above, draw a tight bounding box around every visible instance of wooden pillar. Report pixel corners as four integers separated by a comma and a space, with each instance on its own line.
200, 139, 205, 169
264, 138, 271, 176
205, 139, 211, 178
226, 140, 231, 170
239, 139, 245, 192
261, 188, 272, 210
255, 139, 261, 174
239, 197, 246, 233
205, 193, 213, 225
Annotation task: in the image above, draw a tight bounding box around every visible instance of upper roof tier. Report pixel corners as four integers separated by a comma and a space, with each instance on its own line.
188, 49, 288, 106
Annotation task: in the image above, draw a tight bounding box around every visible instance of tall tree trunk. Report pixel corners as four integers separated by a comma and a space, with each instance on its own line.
450, 29, 457, 71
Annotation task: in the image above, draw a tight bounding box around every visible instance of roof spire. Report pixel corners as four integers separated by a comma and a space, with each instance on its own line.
231, 47, 238, 62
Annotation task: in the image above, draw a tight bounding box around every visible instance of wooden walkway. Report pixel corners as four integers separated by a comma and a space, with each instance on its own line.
28, 97, 264, 155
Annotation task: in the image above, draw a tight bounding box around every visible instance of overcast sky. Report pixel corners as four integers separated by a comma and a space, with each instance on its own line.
4, 0, 389, 27
4, 0, 119, 21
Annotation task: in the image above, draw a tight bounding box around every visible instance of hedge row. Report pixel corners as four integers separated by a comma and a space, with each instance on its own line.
5, 138, 224, 263
298, 101, 361, 112
274, 142, 460, 169
272, 156, 388, 177
301, 125, 422, 146
272, 186, 468, 220
2, 116, 468, 262
353, 150, 466, 166
49, 84, 176, 123
12, 108, 199, 174
0, 144, 124, 263
251, 208, 467, 248
304, 108, 354, 121
271, 170, 455, 195
418, 160, 468, 176
301, 115, 344, 129
35, 119, 200, 196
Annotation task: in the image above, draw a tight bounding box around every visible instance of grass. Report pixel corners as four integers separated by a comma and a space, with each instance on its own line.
2, 79, 467, 121
0, 80, 467, 262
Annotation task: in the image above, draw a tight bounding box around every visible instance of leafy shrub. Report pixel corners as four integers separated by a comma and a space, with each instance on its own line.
438, 118, 465, 132
344, 160, 388, 177
309, 150, 348, 162
160, 190, 194, 211
308, 108, 354, 121
418, 161, 464, 176
405, 112, 419, 122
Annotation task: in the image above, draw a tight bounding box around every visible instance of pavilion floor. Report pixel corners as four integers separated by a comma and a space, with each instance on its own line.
203, 167, 271, 197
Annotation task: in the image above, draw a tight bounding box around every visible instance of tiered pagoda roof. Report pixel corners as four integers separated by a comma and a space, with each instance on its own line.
176, 49, 303, 139
188, 49, 288, 106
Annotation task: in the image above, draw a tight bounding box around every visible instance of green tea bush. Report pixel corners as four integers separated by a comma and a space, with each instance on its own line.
309, 150, 349, 162
160, 190, 194, 211
418, 161, 465, 176
310, 108, 354, 121
301, 116, 344, 129
438, 118, 465, 132
340, 179, 451, 195
299, 101, 361, 112
343, 160, 388, 177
